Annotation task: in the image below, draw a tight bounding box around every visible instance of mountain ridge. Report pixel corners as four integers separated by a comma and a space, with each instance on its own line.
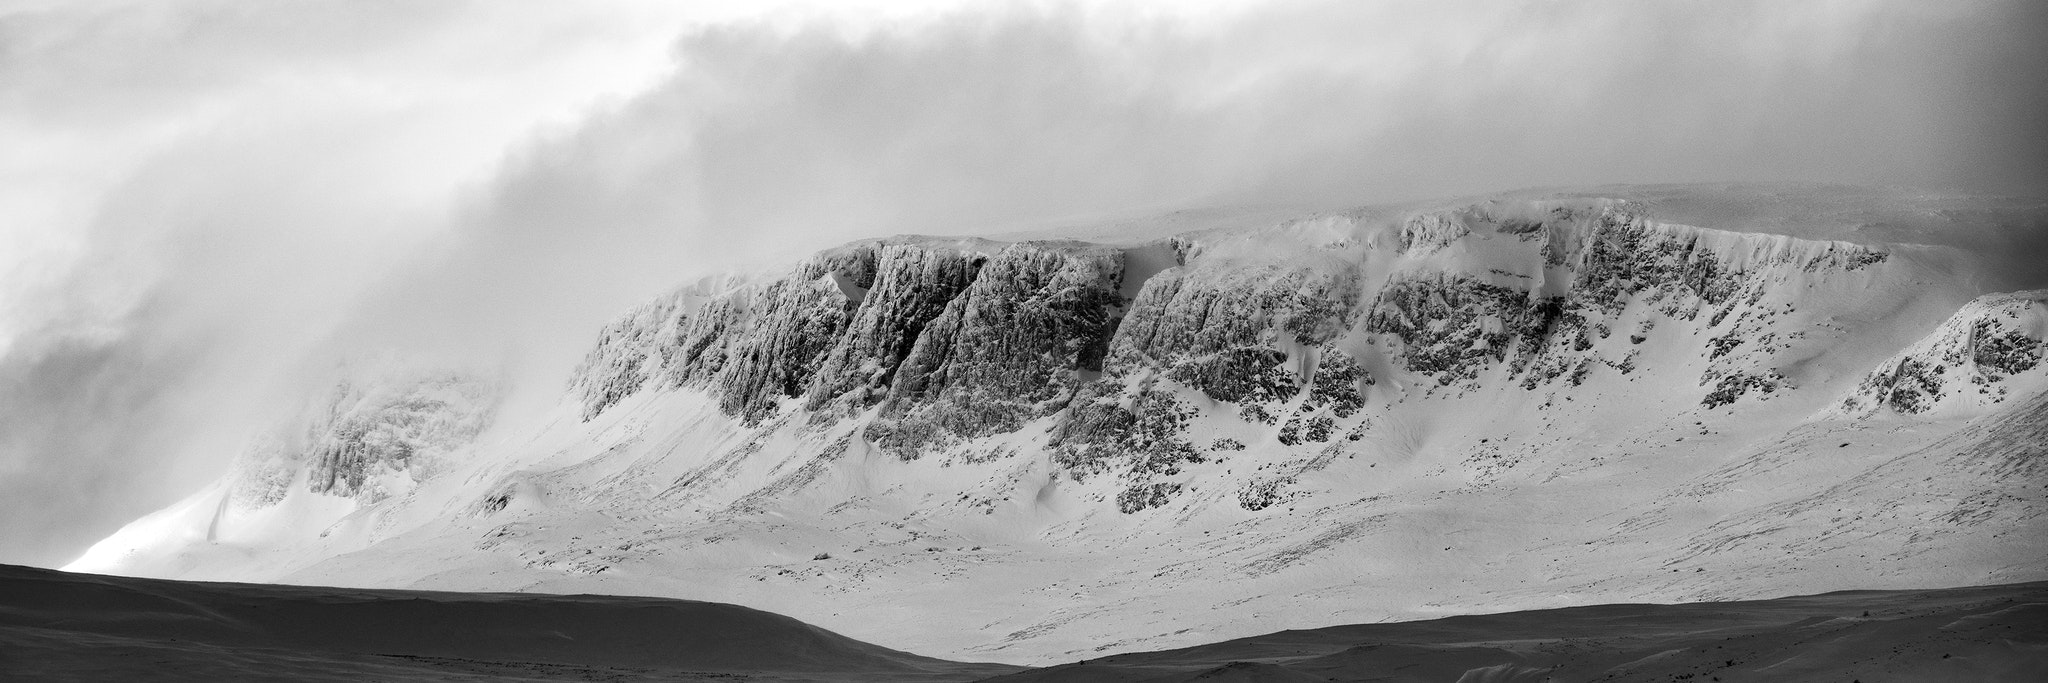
66, 183, 2048, 663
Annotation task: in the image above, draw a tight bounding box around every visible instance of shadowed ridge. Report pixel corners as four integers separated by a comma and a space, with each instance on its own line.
0, 563, 1023, 681
7, 564, 2044, 681
979, 581, 2048, 683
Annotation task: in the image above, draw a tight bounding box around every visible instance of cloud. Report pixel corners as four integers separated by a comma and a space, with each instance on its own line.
0, 0, 690, 566
465, 0, 2046, 257
3, 0, 2042, 567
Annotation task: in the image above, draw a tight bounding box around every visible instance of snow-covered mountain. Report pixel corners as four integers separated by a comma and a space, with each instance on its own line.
68, 184, 2048, 664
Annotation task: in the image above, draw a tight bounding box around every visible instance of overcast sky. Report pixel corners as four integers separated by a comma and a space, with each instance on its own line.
1, 0, 2043, 568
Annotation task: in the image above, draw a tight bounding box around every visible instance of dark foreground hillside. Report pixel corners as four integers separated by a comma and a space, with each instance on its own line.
3, 563, 2042, 681
992, 581, 2048, 682
0, 563, 1020, 681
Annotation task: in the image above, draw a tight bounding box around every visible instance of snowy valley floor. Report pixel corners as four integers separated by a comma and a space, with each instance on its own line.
3, 563, 2043, 682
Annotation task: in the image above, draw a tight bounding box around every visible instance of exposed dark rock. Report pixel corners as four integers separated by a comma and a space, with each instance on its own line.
1237, 479, 1287, 511
804, 244, 986, 415
1107, 264, 1356, 374
1366, 274, 1560, 385
1701, 371, 1786, 409
1707, 335, 1744, 360
571, 296, 688, 421
1308, 348, 1368, 418
710, 261, 867, 424
864, 242, 1124, 457
1972, 321, 2044, 379
1052, 387, 1200, 479
1117, 481, 1183, 514
1167, 347, 1295, 404
1564, 208, 1746, 314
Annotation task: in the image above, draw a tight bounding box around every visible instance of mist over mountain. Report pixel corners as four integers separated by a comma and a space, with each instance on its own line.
5, 2, 2048, 678
61, 184, 2048, 664
5, 0, 2047, 569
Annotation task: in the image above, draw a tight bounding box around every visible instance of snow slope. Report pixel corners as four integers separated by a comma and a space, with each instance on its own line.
68, 183, 2048, 664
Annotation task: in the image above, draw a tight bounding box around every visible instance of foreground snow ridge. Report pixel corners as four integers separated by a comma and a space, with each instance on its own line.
72, 185, 2048, 663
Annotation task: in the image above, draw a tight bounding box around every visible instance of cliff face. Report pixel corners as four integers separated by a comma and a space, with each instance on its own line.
1056, 253, 1363, 511
862, 242, 1124, 455
1362, 205, 1889, 405
565, 200, 1922, 513
804, 243, 984, 417
566, 238, 1125, 449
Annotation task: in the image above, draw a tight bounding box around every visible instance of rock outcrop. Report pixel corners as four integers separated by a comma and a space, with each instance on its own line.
862, 242, 1124, 456
1837, 290, 2048, 416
